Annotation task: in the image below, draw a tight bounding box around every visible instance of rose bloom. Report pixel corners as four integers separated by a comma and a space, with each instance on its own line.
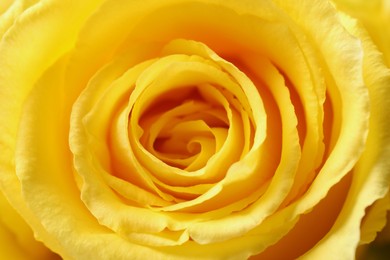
0, 0, 389, 259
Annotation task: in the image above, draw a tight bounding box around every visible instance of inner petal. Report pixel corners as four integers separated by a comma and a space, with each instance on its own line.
128, 55, 250, 187
138, 87, 229, 171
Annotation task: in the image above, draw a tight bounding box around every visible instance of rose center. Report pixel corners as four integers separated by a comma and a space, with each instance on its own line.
138, 86, 229, 171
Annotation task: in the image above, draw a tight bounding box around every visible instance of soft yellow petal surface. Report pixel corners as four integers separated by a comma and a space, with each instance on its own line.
0, 0, 106, 257
301, 10, 390, 260
332, 0, 390, 67
0, 191, 56, 259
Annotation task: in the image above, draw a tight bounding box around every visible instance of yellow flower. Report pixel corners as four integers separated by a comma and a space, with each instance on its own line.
0, 0, 389, 259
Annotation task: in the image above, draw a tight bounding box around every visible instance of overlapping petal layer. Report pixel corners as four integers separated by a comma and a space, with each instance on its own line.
0, 0, 389, 259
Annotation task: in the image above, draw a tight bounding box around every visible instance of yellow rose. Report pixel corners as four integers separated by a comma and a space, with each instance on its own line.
0, 0, 389, 259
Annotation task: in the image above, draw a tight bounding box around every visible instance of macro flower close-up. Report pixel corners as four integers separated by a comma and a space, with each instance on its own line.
0, 0, 389, 259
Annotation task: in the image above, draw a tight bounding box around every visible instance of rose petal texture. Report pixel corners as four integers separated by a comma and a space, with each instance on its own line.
330, 0, 390, 257
0, 190, 58, 259
0, 0, 389, 259
331, 0, 390, 67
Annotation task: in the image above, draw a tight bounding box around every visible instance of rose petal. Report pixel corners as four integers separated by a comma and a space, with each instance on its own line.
300, 13, 390, 259
0, 191, 54, 259
360, 192, 390, 245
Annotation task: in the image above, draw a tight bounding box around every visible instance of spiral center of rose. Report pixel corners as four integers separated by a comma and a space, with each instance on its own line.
137, 86, 229, 171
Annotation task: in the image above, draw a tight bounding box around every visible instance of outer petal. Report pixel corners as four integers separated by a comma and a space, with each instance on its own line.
0, 0, 105, 257
360, 193, 390, 245
0, 191, 55, 260
331, 0, 390, 67
301, 12, 390, 260
0, 0, 13, 15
